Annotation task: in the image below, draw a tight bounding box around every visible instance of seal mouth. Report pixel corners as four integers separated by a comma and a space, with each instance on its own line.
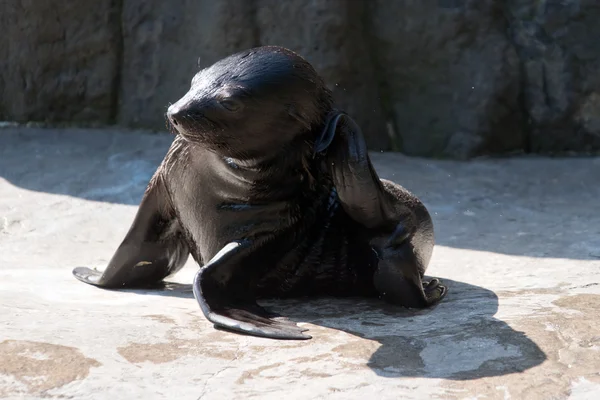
166, 111, 216, 138
166, 114, 233, 153
165, 116, 192, 139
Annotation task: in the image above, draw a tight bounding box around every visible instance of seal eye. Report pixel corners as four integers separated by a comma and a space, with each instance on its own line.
218, 99, 242, 112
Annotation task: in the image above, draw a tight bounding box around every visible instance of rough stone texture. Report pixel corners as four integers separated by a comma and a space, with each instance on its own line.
508, 0, 600, 153
118, 0, 390, 149
2, 1, 600, 157
0, 0, 120, 123
1, 127, 600, 399
368, 1, 525, 158
256, 0, 389, 150
118, 0, 257, 128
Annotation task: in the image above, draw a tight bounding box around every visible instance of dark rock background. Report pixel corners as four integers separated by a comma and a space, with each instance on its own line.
1, 0, 600, 158
0, 0, 121, 124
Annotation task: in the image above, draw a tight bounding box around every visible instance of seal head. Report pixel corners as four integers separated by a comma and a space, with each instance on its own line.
167, 47, 333, 159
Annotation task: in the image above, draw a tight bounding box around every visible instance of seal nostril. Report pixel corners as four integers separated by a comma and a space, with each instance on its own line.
168, 109, 180, 126
167, 105, 183, 127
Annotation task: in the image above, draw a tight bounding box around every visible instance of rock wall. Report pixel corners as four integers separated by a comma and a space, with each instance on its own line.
119, 0, 257, 129
508, 0, 600, 153
0, 0, 121, 124
2, 0, 600, 158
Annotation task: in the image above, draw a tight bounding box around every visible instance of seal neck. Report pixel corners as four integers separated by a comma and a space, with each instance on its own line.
220, 138, 321, 198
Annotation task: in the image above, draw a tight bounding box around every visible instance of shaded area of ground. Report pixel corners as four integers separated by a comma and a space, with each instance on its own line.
1, 127, 599, 260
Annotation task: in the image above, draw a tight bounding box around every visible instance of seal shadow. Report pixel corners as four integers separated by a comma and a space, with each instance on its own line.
123, 277, 546, 380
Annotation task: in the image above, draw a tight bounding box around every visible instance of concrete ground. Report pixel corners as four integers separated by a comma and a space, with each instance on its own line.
1, 127, 599, 400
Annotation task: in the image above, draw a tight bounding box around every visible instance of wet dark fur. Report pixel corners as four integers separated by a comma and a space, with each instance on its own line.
72, 46, 445, 340
155, 132, 376, 299
159, 47, 376, 297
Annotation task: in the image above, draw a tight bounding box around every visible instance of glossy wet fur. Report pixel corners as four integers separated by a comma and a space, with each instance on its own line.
72, 46, 446, 340
166, 47, 332, 159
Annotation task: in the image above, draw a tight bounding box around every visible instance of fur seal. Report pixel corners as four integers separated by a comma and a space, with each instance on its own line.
73, 46, 447, 340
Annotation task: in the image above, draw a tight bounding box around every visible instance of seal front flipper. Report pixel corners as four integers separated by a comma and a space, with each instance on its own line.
314, 111, 395, 229
72, 267, 104, 285
72, 175, 190, 288
317, 111, 447, 308
193, 241, 311, 340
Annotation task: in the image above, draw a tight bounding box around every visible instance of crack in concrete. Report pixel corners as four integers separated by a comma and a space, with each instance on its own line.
197, 339, 246, 400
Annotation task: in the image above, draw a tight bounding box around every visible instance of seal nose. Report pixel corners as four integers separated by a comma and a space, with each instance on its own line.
167, 104, 184, 126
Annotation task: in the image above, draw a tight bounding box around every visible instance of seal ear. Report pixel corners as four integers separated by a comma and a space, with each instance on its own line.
313, 110, 355, 156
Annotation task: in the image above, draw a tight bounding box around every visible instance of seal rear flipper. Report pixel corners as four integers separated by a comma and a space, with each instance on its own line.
72, 175, 190, 288
319, 111, 447, 308
373, 242, 448, 308
193, 241, 311, 340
